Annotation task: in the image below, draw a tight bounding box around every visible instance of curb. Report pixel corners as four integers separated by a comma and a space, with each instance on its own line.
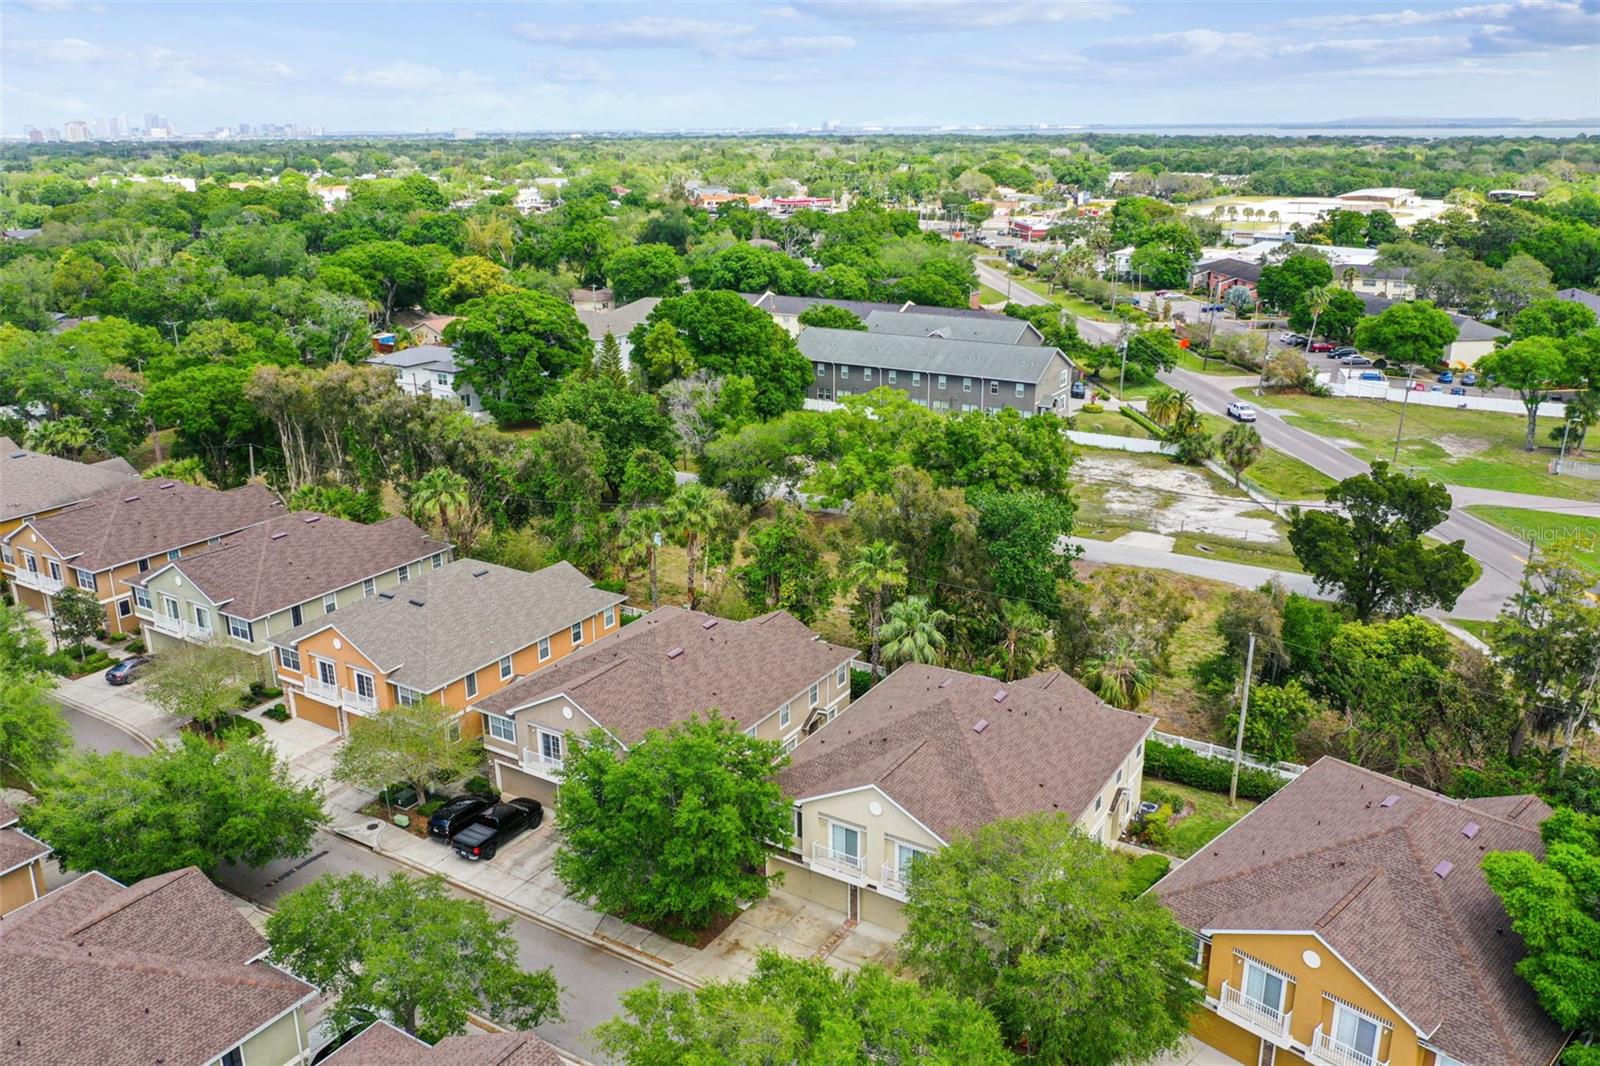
328, 823, 701, 991
51, 691, 163, 752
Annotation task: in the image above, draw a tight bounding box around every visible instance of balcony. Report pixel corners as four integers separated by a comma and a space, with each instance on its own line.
12, 568, 63, 594
183, 622, 215, 642
810, 843, 865, 880
142, 612, 183, 637
301, 677, 340, 704
1311, 1026, 1387, 1066
1217, 982, 1291, 1041
520, 749, 564, 777
879, 863, 910, 897
341, 688, 378, 715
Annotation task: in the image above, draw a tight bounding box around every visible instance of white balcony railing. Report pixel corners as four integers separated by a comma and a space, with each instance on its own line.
879, 863, 910, 896
183, 622, 214, 641
341, 688, 377, 715
12, 568, 63, 594
142, 612, 183, 637
1218, 982, 1291, 1040
302, 677, 340, 704
1311, 1026, 1386, 1066
521, 748, 564, 776
811, 843, 865, 879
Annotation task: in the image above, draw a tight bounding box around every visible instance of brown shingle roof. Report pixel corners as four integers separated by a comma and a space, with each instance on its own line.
1153, 758, 1566, 1066
0, 826, 48, 876
474, 606, 857, 746
134, 513, 449, 620
272, 560, 627, 695
0, 436, 138, 523
324, 1021, 565, 1066
8, 480, 283, 571
0, 867, 314, 1066
777, 665, 1154, 839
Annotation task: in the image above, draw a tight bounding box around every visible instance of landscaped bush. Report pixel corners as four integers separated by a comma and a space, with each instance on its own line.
103, 632, 129, 644
1079, 402, 1104, 414
262, 704, 290, 722
1143, 783, 1182, 809
417, 798, 447, 817
464, 775, 497, 798
1132, 805, 1174, 849
125, 640, 146, 654
42, 649, 118, 677
216, 714, 265, 741
245, 681, 284, 704
1143, 739, 1286, 801
1120, 406, 1164, 435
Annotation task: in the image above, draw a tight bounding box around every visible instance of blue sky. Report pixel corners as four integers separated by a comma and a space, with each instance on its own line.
3, 0, 1598, 134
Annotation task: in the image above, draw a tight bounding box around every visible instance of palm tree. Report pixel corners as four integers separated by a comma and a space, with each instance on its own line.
993, 600, 1049, 682
843, 541, 907, 679
407, 467, 472, 536
1303, 284, 1333, 345
1218, 423, 1264, 489
878, 595, 951, 669
1083, 637, 1156, 710
464, 213, 515, 266
1145, 387, 1195, 430
25, 417, 94, 460
1341, 266, 1358, 291
662, 483, 728, 610
618, 507, 664, 609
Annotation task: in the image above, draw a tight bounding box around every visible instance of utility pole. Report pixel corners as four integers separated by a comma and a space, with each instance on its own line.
1229, 632, 1257, 809
1117, 325, 1131, 402
1556, 416, 1581, 473
1391, 364, 1416, 463
248, 443, 256, 480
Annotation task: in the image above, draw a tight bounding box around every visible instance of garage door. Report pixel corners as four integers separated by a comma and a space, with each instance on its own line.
292, 691, 341, 733
143, 628, 184, 655
497, 763, 557, 807
860, 887, 907, 933
767, 855, 847, 912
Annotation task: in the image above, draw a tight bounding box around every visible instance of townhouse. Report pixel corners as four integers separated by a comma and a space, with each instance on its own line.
129, 512, 449, 670
321, 1021, 563, 1065
860, 308, 1043, 345
1154, 757, 1568, 1066
365, 344, 486, 416
774, 665, 1154, 930
0, 435, 138, 546
799, 326, 1075, 414
0, 801, 49, 917
0, 865, 317, 1065
2, 480, 283, 634
471, 606, 858, 806
270, 559, 627, 737
1192, 257, 1264, 301
744, 291, 1007, 337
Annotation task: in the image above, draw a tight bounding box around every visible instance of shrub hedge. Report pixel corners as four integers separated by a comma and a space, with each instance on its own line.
262, 704, 291, 722
1144, 739, 1286, 802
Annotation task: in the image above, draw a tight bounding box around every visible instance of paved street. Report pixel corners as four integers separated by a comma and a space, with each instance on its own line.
58, 701, 152, 755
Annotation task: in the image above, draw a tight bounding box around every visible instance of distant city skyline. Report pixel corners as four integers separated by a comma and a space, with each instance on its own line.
3, 0, 1598, 135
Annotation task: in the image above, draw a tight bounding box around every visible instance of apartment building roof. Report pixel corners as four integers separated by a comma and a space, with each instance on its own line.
323, 1021, 563, 1066
0, 801, 49, 876
367, 344, 461, 374
798, 326, 1067, 384
474, 606, 857, 746
576, 296, 661, 341
4, 481, 283, 572
272, 559, 626, 694
1154, 757, 1565, 1066
1193, 257, 1264, 282
0, 866, 314, 1066
131, 513, 449, 621
0, 436, 139, 523
778, 665, 1154, 839
863, 309, 1041, 345
1557, 287, 1600, 314
744, 292, 1004, 320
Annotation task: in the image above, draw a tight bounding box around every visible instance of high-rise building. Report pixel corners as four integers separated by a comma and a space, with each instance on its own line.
143, 111, 161, 130
64, 121, 90, 142
25, 127, 43, 143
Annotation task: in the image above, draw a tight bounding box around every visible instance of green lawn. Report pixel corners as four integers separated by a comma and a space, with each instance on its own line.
1143, 779, 1258, 859
1069, 408, 1151, 439
982, 261, 1120, 323
1195, 413, 1338, 501
1245, 390, 1595, 501
1465, 506, 1600, 572
1173, 531, 1304, 573
1175, 349, 1256, 376
977, 284, 1009, 305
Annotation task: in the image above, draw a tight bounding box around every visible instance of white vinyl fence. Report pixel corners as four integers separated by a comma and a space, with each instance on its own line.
1152, 730, 1307, 780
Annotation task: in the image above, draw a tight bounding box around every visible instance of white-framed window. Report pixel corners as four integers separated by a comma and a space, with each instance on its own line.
815, 363, 824, 377
809, 683, 820, 706
193, 605, 211, 632
570, 620, 583, 644
322, 593, 337, 614
447, 717, 462, 743
962, 377, 972, 392
1094, 795, 1103, 811
1116, 768, 1123, 784
745, 724, 757, 737
47, 559, 61, 581
74, 567, 95, 590
782, 733, 800, 755
227, 616, 252, 642
840, 365, 849, 379
465, 672, 478, 698
1189, 933, 1207, 969
137, 557, 150, 573
395, 685, 421, 707
892, 839, 928, 879
962, 403, 977, 412
499, 654, 513, 680
0, 545, 11, 565
133, 586, 151, 610
862, 367, 872, 381
778, 702, 791, 729
362, 577, 376, 598
19, 551, 36, 574
817, 388, 833, 401
1242, 960, 1288, 1015
162, 594, 180, 621
485, 713, 515, 744
604, 606, 616, 628
888, 369, 897, 384
1330, 1002, 1384, 1065
537, 637, 551, 662
316, 658, 337, 688
825, 819, 861, 860
397, 564, 410, 583
837, 389, 851, 399
435, 372, 449, 386
208, 536, 222, 546
117, 598, 132, 617
353, 671, 376, 701
166, 549, 180, 561
835, 664, 847, 688
793, 806, 804, 836
936, 374, 947, 389
911, 372, 922, 387
431, 552, 444, 569
290, 604, 303, 627
989, 380, 999, 395
1015, 382, 1025, 397
539, 729, 563, 765
278, 646, 301, 673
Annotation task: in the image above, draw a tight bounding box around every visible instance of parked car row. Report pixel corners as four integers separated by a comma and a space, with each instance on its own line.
427, 795, 544, 861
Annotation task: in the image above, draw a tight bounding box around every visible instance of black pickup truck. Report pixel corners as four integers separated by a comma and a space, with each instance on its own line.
450, 798, 544, 861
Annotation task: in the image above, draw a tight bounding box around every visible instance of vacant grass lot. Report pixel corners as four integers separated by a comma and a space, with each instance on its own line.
1069, 408, 1151, 439
1465, 506, 1600, 572
1246, 390, 1592, 500
1194, 412, 1338, 501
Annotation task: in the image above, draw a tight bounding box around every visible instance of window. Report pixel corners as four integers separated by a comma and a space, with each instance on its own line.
431, 552, 444, 570
133, 587, 151, 610
278, 646, 301, 673
932, 400, 949, 412
817, 388, 832, 401
893, 840, 927, 878
540, 729, 563, 765
962, 403, 977, 412
166, 549, 180, 561
840, 365, 849, 379
447, 719, 462, 743
362, 577, 376, 598
779, 702, 791, 729
604, 606, 616, 628
1015, 382, 1025, 397
745, 725, 757, 737
220, 1048, 244, 1066
888, 370, 897, 384
809, 683, 820, 706
836, 664, 847, 688
322, 593, 337, 614
538, 637, 551, 662
989, 380, 999, 395
837, 389, 851, 399
19, 551, 35, 574
962, 377, 972, 392
395, 685, 421, 707
353, 671, 376, 701
782, 734, 800, 755
465, 672, 478, 698
815, 363, 824, 377
317, 658, 337, 688
827, 820, 861, 860
936, 374, 947, 389
208, 536, 222, 546
227, 616, 252, 642
290, 604, 303, 627
1188, 933, 1207, 969
1331, 1004, 1382, 1064
117, 598, 132, 617
1242, 961, 1287, 1015
571, 620, 583, 644
911, 372, 921, 387
0, 545, 10, 565
162, 595, 180, 621
794, 807, 804, 837
862, 367, 872, 381
436, 371, 449, 386
47, 560, 60, 582
397, 564, 410, 583
74, 567, 95, 590
486, 713, 515, 743
499, 654, 513, 680
193, 605, 211, 632
1094, 795, 1103, 811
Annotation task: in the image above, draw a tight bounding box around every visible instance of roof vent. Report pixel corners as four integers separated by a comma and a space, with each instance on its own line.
1433, 860, 1454, 879
666, 647, 684, 659
408, 598, 425, 607
938, 678, 953, 688
379, 591, 396, 600
9, 451, 24, 459
303, 515, 321, 524
158, 481, 177, 489
1380, 794, 1400, 808
1462, 822, 1480, 839
270, 531, 289, 540
993, 689, 1007, 703
122, 495, 141, 503
702, 618, 718, 629
972, 718, 989, 733
473, 568, 489, 578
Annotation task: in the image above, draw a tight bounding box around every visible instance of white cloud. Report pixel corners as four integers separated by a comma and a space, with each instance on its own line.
342, 61, 452, 92
538, 57, 617, 84
3, 36, 110, 62
512, 15, 853, 59
790, 1, 1126, 30
1281, 0, 1598, 57
7, 1, 107, 11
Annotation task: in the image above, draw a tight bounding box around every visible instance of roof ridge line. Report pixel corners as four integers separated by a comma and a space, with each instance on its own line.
1157, 821, 1412, 900
1315, 869, 1380, 928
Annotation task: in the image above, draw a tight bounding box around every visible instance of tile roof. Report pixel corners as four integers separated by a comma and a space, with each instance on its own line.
797, 326, 1068, 385
778, 665, 1153, 839
6, 481, 283, 572
133, 513, 449, 620
0, 867, 314, 1066
323, 1021, 564, 1066
272, 559, 626, 694
744, 292, 1005, 320
863, 309, 1041, 346
1153, 757, 1565, 1066
367, 344, 461, 373
0, 436, 139, 523
474, 606, 857, 746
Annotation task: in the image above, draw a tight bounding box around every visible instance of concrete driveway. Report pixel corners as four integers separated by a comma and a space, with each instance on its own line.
53, 670, 177, 749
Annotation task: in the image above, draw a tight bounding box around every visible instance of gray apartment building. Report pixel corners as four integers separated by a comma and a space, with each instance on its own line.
798, 326, 1075, 415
